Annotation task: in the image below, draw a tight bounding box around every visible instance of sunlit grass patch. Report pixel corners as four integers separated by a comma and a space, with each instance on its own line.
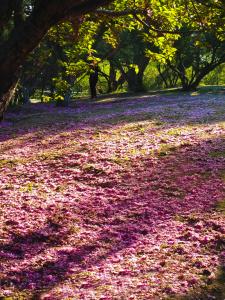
19, 181, 39, 193
0, 291, 34, 299
38, 151, 63, 161
209, 150, 225, 158
124, 123, 147, 132
0, 158, 19, 168
156, 144, 177, 157
110, 121, 153, 136
0, 156, 29, 168
219, 170, 225, 181
93, 129, 104, 139
174, 214, 201, 226
190, 91, 200, 96
129, 147, 146, 156
109, 155, 131, 166
82, 163, 107, 175
167, 128, 182, 136
154, 120, 165, 126
215, 199, 225, 214
171, 266, 225, 300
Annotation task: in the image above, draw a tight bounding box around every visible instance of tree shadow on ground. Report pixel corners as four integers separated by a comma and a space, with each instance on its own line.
0, 92, 225, 145
0, 135, 225, 299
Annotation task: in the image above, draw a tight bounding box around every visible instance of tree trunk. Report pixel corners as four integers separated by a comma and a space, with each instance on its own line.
157, 65, 169, 88
181, 63, 222, 92
181, 84, 198, 92
127, 69, 146, 93
108, 63, 117, 93
0, 81, 18, 121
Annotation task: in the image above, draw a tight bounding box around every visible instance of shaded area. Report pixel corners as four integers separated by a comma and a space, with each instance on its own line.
0, 134, 225, 299
0, 92, 225, 145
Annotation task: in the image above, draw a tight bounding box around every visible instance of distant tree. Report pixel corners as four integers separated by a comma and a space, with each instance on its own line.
137, 0, 225, 91
94, 29, 151, 93
115, 30, 150, 93
203, 64, 225, 86
155, 64, 179, 89
166, 30, 225, 91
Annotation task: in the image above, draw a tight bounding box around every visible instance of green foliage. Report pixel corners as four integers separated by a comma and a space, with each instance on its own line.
11, 0, 225, 100
203, 64, 225, 86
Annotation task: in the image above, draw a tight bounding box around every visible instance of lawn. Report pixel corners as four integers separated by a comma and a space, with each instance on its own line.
0, 92, 225, 299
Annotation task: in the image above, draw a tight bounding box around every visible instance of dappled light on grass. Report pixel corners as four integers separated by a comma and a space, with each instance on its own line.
0, 94, 225, 299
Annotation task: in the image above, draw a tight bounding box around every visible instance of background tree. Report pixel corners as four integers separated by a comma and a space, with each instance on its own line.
136, 0, 225, 91
166, 30, 225, 91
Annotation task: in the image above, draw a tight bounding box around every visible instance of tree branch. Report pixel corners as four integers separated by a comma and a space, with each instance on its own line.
94, 8, 143, 17
133, 14, 182, 35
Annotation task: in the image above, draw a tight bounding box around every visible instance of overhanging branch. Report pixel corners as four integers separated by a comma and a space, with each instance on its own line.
95, 8, 143, 17
133, 14, 182, 35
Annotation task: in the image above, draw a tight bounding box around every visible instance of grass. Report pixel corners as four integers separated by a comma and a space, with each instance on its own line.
167, 128, 182, 136
82, 164, 107, 175
170, 266, 225, 300
220, 170, 225, 181
157, 144, 177, 157
209, 151, 225, 158
0, 158, 20, 168
216, 199, 225, 214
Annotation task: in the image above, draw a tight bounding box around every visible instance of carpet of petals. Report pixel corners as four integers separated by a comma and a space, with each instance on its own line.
0, 93, 225, 299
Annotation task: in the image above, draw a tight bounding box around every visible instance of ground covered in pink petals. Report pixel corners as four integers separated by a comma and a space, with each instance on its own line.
0, 93, 225, 299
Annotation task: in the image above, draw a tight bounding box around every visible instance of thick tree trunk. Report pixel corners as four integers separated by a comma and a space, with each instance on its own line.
0, 81, 18, 121
0, 0, 112, 120
108, 63, 117, 93
107, 63, 126, 93
181, 84, 198, 92
89, 66, 99, 99
127, 57, 149, 93
181, 63, 222, 92
126, 67, 148, 93
0, 21, 49, 119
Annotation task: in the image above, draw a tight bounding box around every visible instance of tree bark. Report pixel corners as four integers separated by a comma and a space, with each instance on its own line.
0, 81, 18, 121
0, 0, 113, 120
126, 61, 149, 93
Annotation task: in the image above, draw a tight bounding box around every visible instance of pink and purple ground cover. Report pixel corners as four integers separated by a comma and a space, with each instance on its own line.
0, 93, 225, 299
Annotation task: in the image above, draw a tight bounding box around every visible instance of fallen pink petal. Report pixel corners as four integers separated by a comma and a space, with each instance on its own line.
0, 94, 225, 299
